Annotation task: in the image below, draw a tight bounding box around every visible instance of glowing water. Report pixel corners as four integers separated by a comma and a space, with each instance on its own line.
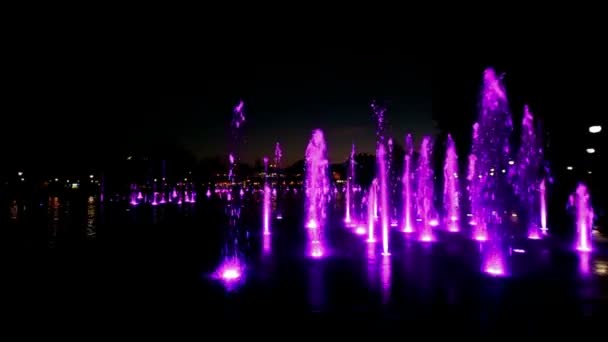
367, 180, 377, 243
403, 134, 414, 233
274, 142, 283, 220
344, 144, 355, 225
540, 178, 547, 232
443, 134, 459, 232
417, 136, 435, 242
378, 143, 390, 255
305, 129, 330, 258
263, 157, 271, 235
570, 183, 594, 252
469, 68, 512, 275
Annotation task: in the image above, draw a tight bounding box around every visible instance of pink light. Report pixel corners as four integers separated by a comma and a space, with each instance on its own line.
137, 192, 143, 200
403, 225, 414, 233
263, 184, 271, 235
571, 183, 594, 253
420, 235, 433, 242
485, 267, 505, 276
355, 226, 366, 235
513, 248, 526, 253
276, 214, 283, 220
377, 143, 390, 256
390, 221, 398, 227
528, 231, 541, 240
263, 233, 271, 254
540, 179, 547, 231
222, 269, 240, 280
306, 220, 318, 229
429, 219, 439, 227
206, 189, 212, 198
474, 234, 488, 242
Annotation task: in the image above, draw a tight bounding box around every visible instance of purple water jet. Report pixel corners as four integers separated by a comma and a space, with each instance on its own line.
372, 101, 390, 255
540, 178, 547, 232
469, 68, 513, 275
402, 134, 414, 233
416, 136, 435, 242
569, 183, 594, 252
443, 134, 460, 232
344, 144, 356, 225
305, 129, 330, 258
263, 157, 271, 235
512, 105, 544, 240
367, 179, 378, 243
274, 142, 283, 220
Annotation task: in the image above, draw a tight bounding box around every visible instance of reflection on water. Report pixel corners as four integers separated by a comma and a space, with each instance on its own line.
86, 196, 97, 239
308, 263, 326, 312
263, 233, 271, 255
366, 242, 378, 291
380, 255, 391, 304
578, 252, 591, 277
594, 258, 608, 276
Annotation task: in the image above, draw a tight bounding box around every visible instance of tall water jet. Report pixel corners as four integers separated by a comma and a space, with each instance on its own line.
214, 100, 247, 286
305, 129, 330, 258
416, 136, 435, 242
263, 157, 271, 235
540, 178, 547, 232
402, 134, 414, 233
512, 105, 544, 239
468, 68, 513, 275
569, 183, 594, 252
367, 179, 378, 243
274, 142, 283, 220
443, 134, 460, 232
372, 101, 390, 255
344, 144, 356, 225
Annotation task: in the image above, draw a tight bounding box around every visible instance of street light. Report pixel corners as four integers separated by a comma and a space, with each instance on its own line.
586, 148, 596, 154
589, 125, 602, 134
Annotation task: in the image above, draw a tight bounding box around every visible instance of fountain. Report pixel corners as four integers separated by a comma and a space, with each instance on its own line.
274, 142, 283, 220
569, 183, 594, 252
402, 134, 414, 233
263, 157, 271, 235
468, 68, 513, 275
540, 178, 547, 232
305, 129, 330, 258
367, 179, 378, 243
443, 134, 460, 232
416, 136, 435, 242
344, 143, 356, 225
372, 101, 390, 255
214, 100, 247, 286
512, 105, 544, 239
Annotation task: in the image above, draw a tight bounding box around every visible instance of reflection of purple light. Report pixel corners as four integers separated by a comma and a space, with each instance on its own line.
578, 252, 590, 276
528, 231, 541, 240
263, 233, 271, 255
474, 234, 487, 242
355, 226, 366, 235
420, 235, 433, 242
390, 221, 398, 227
159, 195, 166, 204
137, 192, 143, 200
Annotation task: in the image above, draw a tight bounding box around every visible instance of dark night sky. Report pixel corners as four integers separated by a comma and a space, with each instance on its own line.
4, 11, 606, 169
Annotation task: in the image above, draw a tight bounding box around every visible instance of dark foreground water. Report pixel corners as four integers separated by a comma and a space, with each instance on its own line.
2, 195, 607, 337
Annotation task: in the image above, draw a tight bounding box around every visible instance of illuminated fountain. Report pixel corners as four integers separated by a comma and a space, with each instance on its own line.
214, 100, 246, 286
540, 178, 547, 232
512, 105, 544, 239
305, 129, 330, 258
372, 101, 390, 255
344, 143, 356, 226
468, 68, 513, 276
402, 134, 414, 233
151, 192, 158, 206
367, 179, 378, 242
263, 157, 271, 235
274, 142, 283, 220
416, 136, 435, 242
569, 183, 594, 252
443, 134, 460, 232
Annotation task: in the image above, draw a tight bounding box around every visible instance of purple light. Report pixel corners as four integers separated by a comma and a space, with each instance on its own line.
570, 183, 594, 253
137, 192, 143, 200
429, 219, 439, 227
367, 179, 377, 243
263, 233, 271, 255
304, 129, 329, 258
540, 179, 547, 231
403, 135, 414, 234
206, 188, 211, 198
513, 248, 526, 253
355, 226, 366, 235
416, 137, 435, 243
344, 144, 355, 225
213, 258, 245, 287
378, 143, 390, 255
443, 134, 460, 233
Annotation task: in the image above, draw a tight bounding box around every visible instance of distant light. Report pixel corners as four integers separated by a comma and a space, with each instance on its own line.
127, 156, 132, 160
490, 168, 495, 172
89, 174, 94, 179
17, 171, 23, 176
20, 177, 25, 182
184, 178, 188, 181
162, 178, 166, 181
501, 169, 506, 174
511, 213, 518, 217
513, 248, 526, 254
508, 160, 515, 165
54, 178, 59, 182
586, 148, 595, 154
588, 170, 592, 174
154, 178, 157, 182
490, 172, 495, 176
67, 180, 70, 183
589, 125, 602, 134
566, 166, 574, 171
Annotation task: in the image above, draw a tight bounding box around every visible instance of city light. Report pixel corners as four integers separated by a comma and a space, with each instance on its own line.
589, 125, 602, 134
17, 171, 23, 176
508, 160, 515, 165
89, 174, 94, 179
586, 148, 595, 154
588, 171, 592, 174
567, 166, 574, 171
